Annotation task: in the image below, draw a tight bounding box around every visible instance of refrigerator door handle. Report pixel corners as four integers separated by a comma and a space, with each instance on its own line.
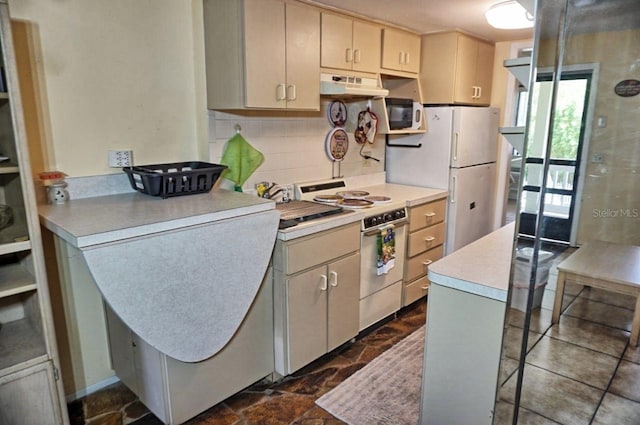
450, 175, 456, 203
453, 132, 459, 162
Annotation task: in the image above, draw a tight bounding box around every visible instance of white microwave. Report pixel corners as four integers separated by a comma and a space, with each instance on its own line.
386, 98, 423, 130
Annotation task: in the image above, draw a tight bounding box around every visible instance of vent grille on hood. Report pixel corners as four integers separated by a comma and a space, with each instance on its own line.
320, 73, 389, 98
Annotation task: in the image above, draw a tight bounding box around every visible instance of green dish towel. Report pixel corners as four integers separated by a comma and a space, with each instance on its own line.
220, 133, 264, 191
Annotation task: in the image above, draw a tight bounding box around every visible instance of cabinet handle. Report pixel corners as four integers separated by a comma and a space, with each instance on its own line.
405, 51, 410, 65
287, 84, 296, 101
320, 275, 328, 291
422, 259, 433, 267
424, 212, 436, 218
477, 86, 482, 99
276, 83, 286, 101
330, 270, 338, 287
346, 48, 353, 63
399, 51, 404, 65
425, 236, 435, 243
421, 284, 430, 290
354, 49, 361, 64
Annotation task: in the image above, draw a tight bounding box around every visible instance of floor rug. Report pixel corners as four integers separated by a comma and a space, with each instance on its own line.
316, 325, 425, 425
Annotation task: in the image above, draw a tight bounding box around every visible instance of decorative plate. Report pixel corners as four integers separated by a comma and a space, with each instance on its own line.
327, 100, 347, 127
339, 199, 374, 209
325, 128, 349, 162
336, 190, 370, 199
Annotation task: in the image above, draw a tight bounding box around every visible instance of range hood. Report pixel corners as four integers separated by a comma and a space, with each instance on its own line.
320, 73, 389, 97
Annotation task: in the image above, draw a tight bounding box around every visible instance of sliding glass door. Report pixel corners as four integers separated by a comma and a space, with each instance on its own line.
519, 72, 592, 243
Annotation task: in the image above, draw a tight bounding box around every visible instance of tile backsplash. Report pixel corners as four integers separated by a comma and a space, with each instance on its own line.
208, 100, 386, 192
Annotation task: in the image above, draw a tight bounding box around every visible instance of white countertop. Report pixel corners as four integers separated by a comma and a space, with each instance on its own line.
39, 189, 275, 248
428, 222, 516, 302
276, 183, 448, 240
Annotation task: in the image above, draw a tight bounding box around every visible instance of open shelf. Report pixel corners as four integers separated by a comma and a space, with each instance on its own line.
0, 240, 31, 256
0, 317, 47, 375
504, 57, 531, 88
0, 263, 36, 299
500, 126, 525, 153
0, 163, 19, 174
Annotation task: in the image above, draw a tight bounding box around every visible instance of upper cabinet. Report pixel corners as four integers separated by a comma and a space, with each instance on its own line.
321, 13, 381, 74
420, 32, 495, 105
204, 0, 320, 110
381, 28, 421, 74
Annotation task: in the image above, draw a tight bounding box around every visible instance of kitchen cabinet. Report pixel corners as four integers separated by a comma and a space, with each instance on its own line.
204, 0, 320, 110
402, 199, 447, 306
420, 32, 494, 105
321, 12, 381, 74
381, 27, 421, 74
0, 2, 68, 424
106, 269, 275, 425
273, 222, 360, 376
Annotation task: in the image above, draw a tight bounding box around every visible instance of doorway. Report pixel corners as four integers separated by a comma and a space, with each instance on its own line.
518, 68, 596, 244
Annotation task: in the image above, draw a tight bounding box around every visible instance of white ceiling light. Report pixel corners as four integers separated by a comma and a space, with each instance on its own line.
485, 1, 534, 29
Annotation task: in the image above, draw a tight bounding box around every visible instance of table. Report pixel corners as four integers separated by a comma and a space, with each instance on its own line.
551, 241, 640, 346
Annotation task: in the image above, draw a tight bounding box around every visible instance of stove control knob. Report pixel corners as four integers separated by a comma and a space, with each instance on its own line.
394, 210, 404, 219
383, 213, 393, 222
370, 216, 378, 226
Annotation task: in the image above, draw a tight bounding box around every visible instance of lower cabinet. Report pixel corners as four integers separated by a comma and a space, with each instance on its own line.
273, 223, 360, 376
0, 362, 64, 425
106, 269, 274, 425
403, 198, 447, 306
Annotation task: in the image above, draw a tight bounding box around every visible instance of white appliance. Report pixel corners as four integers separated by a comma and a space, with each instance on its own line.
386, 106, 499, 255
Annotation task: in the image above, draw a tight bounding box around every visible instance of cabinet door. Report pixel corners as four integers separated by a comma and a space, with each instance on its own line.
352, 20, 380, 73
453, 34, 478, 104
286, 265, 328, 373
0, 362, 62, 425
243, 0, 286, 108
327, 253, 360, 352
474, 41, 495, 106
321, 13, 353, 70
382, 28, 420, 73
285, 3, 319, 110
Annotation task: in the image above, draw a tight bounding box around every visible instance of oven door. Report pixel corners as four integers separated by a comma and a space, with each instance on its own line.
360, 221, 407, 300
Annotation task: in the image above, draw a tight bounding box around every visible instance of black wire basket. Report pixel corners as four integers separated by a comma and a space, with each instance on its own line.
123, 161, 227, 199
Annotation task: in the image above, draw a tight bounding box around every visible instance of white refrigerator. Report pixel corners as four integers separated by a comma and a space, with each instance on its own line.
386, 106, 499, 255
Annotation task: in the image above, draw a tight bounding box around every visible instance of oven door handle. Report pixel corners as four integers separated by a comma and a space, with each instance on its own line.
363, 219, 408, 237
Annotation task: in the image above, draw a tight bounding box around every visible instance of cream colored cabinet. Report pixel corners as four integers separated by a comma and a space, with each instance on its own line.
273, 223, 360, 376
204, 0, 319, 110
420, 32, 494, 105
402, 199, 447, 306
321, 12, 381, 74
381, 27, 421, 74
106, 270, 275, 425
0, 2, 68, 423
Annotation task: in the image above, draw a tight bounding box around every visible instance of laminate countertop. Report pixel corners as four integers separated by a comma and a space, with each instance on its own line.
428, 222, 516, 302
39, 189, 275, 248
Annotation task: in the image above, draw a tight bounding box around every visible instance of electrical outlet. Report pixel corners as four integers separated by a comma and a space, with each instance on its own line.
108, 150, 133, 167
591, 153, 604, 164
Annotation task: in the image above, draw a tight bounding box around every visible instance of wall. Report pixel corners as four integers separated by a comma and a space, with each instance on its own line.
208, 100, 386, 191
539, 29, 640, 245
9, 0, 207, 178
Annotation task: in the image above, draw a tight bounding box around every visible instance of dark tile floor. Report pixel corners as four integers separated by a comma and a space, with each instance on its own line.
68, 299, 428, 425
497, 282, 640, 424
